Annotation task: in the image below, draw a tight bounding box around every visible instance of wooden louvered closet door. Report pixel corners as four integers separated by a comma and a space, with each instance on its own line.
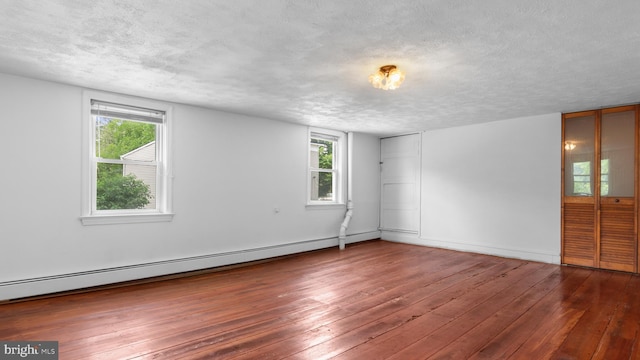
562, 106, 638, 273
598, 108, 636, 272
563, 112, 597, 267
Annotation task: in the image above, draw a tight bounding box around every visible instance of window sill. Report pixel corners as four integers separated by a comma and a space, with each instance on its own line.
305, 203, 346, 210
80, 213, 174, 226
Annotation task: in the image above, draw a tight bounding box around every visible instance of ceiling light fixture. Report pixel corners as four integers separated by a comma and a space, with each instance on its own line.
368, 65, 405, 90
564, 141, 576, 150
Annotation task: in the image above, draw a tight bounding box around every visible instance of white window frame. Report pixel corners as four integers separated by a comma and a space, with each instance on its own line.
307, 127, 346, 207
80, 90, 174, 225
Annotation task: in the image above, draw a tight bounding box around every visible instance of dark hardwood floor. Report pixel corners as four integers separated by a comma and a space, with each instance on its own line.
1, 240, 639, 359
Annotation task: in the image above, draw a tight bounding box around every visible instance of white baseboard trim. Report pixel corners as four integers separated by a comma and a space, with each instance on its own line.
382, 231, 560, 265
1, 231, 380, 301
380, 230, 422, 245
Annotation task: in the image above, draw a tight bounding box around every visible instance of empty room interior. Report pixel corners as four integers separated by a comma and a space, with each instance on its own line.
3, 1, 640, 359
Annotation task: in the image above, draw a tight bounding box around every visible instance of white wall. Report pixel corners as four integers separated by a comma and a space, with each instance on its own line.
417, 113, 561, 263
0, 73, 381, 300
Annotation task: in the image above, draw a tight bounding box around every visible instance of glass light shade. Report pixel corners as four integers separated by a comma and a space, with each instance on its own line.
368, 71, 384, 89
387, 68, 405, 90
369, 65, 405, 90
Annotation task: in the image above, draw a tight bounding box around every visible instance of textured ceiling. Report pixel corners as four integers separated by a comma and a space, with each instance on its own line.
1, 0, 640, 136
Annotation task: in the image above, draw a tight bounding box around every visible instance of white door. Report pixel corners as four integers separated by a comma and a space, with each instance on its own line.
380, 134, 420, 233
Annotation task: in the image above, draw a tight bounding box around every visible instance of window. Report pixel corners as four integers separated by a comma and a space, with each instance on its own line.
571, 159, 609, 196
308, 128, 344, 205
572, 161, 591, 195
600, 158, 609, 196
81, 91, 173, 225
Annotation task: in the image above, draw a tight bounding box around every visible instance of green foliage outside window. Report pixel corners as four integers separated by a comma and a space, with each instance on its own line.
97, 173, 152, 210
96, 118, 155, 210
312, 138, 334, 199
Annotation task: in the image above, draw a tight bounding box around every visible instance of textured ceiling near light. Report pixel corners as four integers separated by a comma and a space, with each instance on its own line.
1, 0, 640, 135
